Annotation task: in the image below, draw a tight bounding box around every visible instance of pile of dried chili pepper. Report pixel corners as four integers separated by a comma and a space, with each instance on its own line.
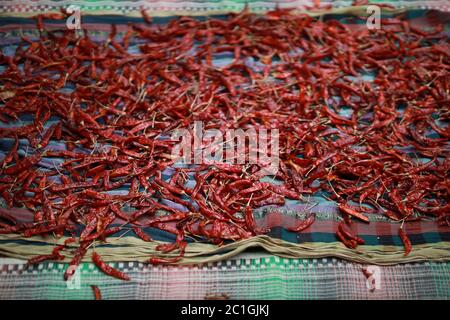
0, 9, 448, 281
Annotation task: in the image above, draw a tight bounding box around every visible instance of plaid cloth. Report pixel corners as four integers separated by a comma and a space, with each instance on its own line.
0, 255, 448, 299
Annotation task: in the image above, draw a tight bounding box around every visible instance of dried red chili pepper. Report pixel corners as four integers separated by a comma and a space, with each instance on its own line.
398, 227, 412, 256
147, 256, 183, 265
287, 213, 316, 233
338, 203, 370, 223
92, 252, 130, 281
91, 285, 102, 300
132, 226, 152, 242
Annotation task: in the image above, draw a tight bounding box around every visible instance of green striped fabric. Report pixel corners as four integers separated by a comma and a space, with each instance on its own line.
0, 255, 448, 299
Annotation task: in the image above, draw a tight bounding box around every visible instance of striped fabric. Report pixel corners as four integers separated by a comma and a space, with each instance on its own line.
0, 255, 448, 299
0, 0, 449, 16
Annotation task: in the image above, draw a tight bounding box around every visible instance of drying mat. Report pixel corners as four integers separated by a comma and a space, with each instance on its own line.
0, 255, 448, 299
0, 1, 448, 17
0, 7, 449, 265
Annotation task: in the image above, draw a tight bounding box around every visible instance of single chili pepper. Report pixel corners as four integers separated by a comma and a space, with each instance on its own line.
51, 181, 98, 192
132, 226, 152, 242
108, 204, 130, 221
398, 227, 412, 256
147, 256, 183, 265
268, 184, 301, 200
252, 194, 286, 207
150, 222, 180, 235
92, 252, 130, 281
23, 224, 65, 237
338, 203, 370, 223
382, 210, 402, 221
91, 285, 102, 300
101, 226, 122, 239
27, 253, 63, 265
145, 211, 188, 226
287, 213, 315, 232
